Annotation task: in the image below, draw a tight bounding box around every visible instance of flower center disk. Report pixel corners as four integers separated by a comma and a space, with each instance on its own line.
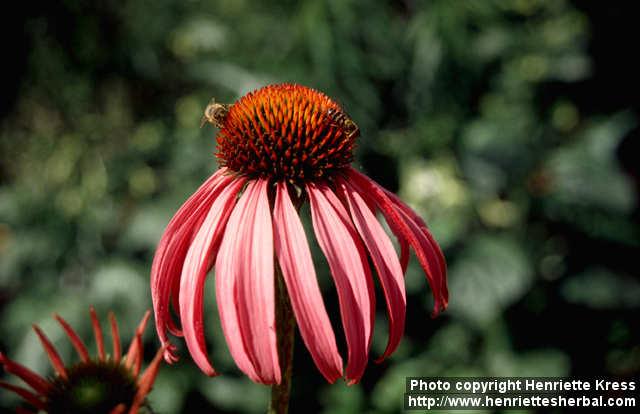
216, 84, 358, 183
45, 360, 139, 414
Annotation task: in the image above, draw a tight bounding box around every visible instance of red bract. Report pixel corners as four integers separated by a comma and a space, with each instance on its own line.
0, 308, 164, 414
151, 83, 448, 385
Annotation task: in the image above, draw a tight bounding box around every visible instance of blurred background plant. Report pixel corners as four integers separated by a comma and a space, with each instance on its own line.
1, 0, 638, 412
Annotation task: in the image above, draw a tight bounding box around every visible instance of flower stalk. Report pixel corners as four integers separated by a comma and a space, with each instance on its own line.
269, 265, 296, 414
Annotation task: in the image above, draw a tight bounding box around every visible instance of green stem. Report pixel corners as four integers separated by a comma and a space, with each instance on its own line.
268, 266, 295, 414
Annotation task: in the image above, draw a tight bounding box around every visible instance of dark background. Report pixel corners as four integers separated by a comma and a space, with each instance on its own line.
1, 1, 638, 412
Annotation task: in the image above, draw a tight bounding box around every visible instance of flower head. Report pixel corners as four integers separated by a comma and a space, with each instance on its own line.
0, 308, 164, 414
215, 84, 357, 182
151, 83, 448, 385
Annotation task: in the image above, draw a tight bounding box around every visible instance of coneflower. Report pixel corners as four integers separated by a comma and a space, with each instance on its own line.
151, 83, 448, 411
0, 307, 164, 414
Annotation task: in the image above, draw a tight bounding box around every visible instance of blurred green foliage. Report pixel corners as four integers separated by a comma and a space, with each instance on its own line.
1, 0, 638, 413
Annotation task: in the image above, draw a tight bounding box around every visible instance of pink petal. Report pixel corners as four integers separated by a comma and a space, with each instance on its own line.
347, 168, 448, 314
0, 381, 45, 410
337, 178, 406, 362
54, 314, 90, 363
396, 206, 448, 312
179, 177, 246, 376
273, 182, 343, 383
128, 345, 166, 414
90, 307, 106, 361
307, 182, 375, 385
134, 334, 144, 377
109, 312, 122, 363
151, 168, 233, 362
125, 311, 151, 372
32, 325, 68, 380
382, 188, 448, 306
215, 179, 280, 384
124, 333, 141, 372
0, 352, 50, 395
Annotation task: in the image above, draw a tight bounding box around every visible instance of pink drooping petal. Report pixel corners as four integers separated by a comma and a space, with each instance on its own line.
128, 345, 165, 414
32, 325, 68, 380
273, 182, 343, 383
337, 178, 406, 362
0, 381, 45, 410
153, 172, 229, 342
90, 307, 106, 361
54, 314, 90, 363
307, 182, 375, 385
396, 207, 447, 312
179, 177, 246, 376
151, 169, 232, 361
0, 353, 50, 395
216, 179, 280, 384
382, 188, 449, 306
109, 312, 122, 363
347, 168, 448, 314
382, 214, 443, 314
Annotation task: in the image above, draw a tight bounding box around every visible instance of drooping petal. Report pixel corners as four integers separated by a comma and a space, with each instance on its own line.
396, 206, 448, 312
179, 177, 246, 376
32, 325, 68, 380
0, 381, 45, 410
347, 168, 448, 314
307, 182, 375, 385
382, 188, 448, 306
215, 247, 257, 379
273, 181, 343, 383
54, 314, 90, 363
90, 307, 106, 361
151, 168, 232, 361
371, 201, 443, 314
0, 353, 51, 395
337, 178, 406, 362
109, 312, 122, 363
215, 179, 280, 384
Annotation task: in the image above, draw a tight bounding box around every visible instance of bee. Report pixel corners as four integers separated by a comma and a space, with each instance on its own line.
200, 98, 231, 128
327, 108, 359, 139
